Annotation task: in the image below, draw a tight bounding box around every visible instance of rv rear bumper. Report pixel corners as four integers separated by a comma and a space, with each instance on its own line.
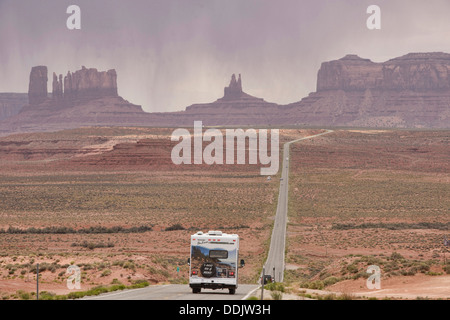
190, 283, 237, 290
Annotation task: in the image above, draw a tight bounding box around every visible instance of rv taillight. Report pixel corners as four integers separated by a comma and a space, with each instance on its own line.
192, 270, 197, 275
228, 271, 235, 277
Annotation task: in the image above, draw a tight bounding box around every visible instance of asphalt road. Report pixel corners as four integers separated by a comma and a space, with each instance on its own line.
263, 130, 334, 282
82, 284, 259, 300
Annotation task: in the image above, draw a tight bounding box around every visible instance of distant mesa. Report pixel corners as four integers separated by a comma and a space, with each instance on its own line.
27, 65, 118, 109
0, 65, 145, 135
317, 52, 450, 92
291, 52, 450, 128
52, 66, 118, 105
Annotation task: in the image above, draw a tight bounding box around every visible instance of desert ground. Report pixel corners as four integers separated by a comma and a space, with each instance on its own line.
0, 127, 315, 299
0, 127, 448, 300
285, 129, 449, 300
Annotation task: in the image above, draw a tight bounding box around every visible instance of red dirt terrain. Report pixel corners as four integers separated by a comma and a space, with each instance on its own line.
0, 127, 316, 299
286, 129, 449, 300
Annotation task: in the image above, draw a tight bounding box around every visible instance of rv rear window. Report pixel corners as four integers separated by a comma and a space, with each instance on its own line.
209, 250, 228, 259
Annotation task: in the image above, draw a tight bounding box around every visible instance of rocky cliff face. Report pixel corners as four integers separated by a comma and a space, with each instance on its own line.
28, 65, 118, 109
382, 52, 450, 91
288, 52, 450, 128
61, 66, 118, 102
1, 53, 449, 135
51, 66, 118, 106
0, 66, 143, 135
223, 73, 243, 100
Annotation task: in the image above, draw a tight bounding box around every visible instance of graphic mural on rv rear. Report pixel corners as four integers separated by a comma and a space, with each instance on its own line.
190, 245, 237, 278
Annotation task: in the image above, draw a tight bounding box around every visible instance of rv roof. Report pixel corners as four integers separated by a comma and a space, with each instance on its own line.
192, 230, 238, 238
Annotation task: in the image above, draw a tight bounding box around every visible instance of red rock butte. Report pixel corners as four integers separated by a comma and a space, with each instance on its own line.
26, 66, 119, 110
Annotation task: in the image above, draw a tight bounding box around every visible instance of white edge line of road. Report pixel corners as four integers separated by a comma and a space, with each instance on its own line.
241, 286, 261, 300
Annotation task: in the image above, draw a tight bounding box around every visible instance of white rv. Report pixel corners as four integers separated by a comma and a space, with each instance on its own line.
188, 230, 244, 294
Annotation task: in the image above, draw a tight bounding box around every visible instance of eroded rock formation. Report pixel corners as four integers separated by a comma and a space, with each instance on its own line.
52, 73, 63, 100
2, 53, 449, 135
288, 52, 450, 128
223, 73, 243, 100
1, 66, 143, 135
317, 52, 450, 92
50, 66, 118, 106
62, 66, 118, 102
29, 65, 119, 108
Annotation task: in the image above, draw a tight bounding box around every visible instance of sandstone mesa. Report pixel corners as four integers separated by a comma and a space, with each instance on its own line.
0, 52, 449, 134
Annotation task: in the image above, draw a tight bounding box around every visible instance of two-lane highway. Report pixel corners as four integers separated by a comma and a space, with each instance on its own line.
263, 130, 334, 282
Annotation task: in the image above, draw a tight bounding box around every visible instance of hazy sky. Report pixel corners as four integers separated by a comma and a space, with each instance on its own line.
1, 0, 450, 112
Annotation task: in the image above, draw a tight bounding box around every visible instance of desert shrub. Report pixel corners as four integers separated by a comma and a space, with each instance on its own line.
109, 284, 126, 291
405, 267, 417, 276
113, 260, 125, 267
17, 290, 30, 300
87, 286, 109, 296
352, 271, 368, 280
67, 291, 85, 299
390, 252, 404, 261
123, 261, 136, 270
346, 264, 359, 274
338, 292, 355, 300
416, 262, 430, 273
72, 241, 115, 250
323, 276, 340, 287
39, 291, 58, 300
129, 280, 150, 289
101, 269, 112, 277
445, 263, 450, 274
264, 282, 285, 292
300, 280, 324, 290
